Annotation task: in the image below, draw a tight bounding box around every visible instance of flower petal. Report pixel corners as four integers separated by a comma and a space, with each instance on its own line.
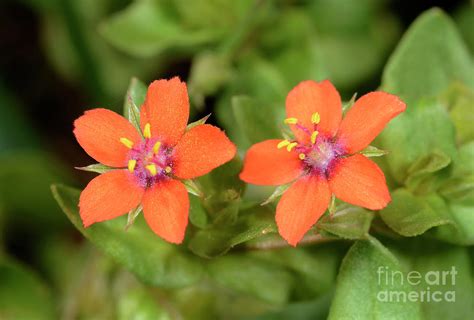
239, 139, 303, 186
79, 170, 144, 227
276, 175, 331, 246
172, 124, 236, 179
142, 179, 189, 244
286, 80, 342, 141
329, 154, 391, 210
336, 91, 406, 153
140, 77, 190, 146
74, 108, 141, 167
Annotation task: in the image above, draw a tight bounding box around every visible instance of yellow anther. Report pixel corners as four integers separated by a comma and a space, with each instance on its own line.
284, 117, 298, 125
143, 123, 151, 139
145, 164, 157, 176
311, 112, 321, 124
153, 141, 161, 154
311, 131, 319, 144
277, 140, 290, 149
120, 137, 134, 149
165, 166, 172, 174
286, 142, 298, 152
128, 159, 137, 173
298, 153, 306, 160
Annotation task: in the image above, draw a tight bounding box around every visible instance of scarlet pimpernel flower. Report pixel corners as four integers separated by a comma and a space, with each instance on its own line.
74, 77, 236, 243
240, 80, 406, 246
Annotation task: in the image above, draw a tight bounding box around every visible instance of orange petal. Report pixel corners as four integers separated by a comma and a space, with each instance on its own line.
328, 154, 391, 210
276, 175, 331, 246
142, 179, 189, 244
239, 139, 303, 186
172, 124, 236, 179
336, 91, 406, 153
286, 80, 342, 141
79, 170, 144, 227
74, 108, 141, 167
140, 77, 190, 146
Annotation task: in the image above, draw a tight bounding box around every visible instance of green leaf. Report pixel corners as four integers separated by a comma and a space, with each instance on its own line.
360, 145, 389, 158
188, 204, 276, 258
380, 189, 454, 237
439, 142, 474, 205
405, 150, 451, 194
411, 246, 473, 320
123, 77, 147, 133
317, 205, 374, 239
231, 95, 282, 149
388, 240, 474, 320
182, 179, 204, 198
261, 184, 290, 206
208, 253, 292, 305
252, 292, 332, 320
0, 257, 55, 320
455, 4, 474, 54
51, 184, 203, 288
327, 237, 422, 319
378, 99, 457, 183
441, 83, 474, 144
197, 157, 245, 214
432, 203, 474, 246
117, 287, 171, 320
185, 113, 211, 131
188, 52, 233, 108
189, 194, 208, 229
125, 205, 142, 230
382, 8, 474, 104
76, 163, 114, 174
252, 246, 341, 298
100, 0, 221, 57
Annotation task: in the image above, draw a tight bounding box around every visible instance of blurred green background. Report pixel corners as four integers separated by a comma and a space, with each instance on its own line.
0, 0, 473, 319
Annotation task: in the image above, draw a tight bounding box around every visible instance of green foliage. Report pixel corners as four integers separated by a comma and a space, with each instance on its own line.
317, 205, 374, 239
208, 253, 292, 305
388, 240, 474, 320
231, 95, 281, 149
378, 100, 457, 184
328, 237, 422, 319
382, 8, 474, 104
380, 189, 454, 237
0, 257, 55, 320
51, 184, 204, 288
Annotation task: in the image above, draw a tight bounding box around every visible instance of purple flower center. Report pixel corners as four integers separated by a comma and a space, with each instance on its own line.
298, 136, 345, 176
127, 138, 173, 188
300, 137, 344, 174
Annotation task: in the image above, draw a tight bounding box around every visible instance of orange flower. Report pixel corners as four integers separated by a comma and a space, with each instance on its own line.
240, 80, 406, 246
74, 77, 236, 244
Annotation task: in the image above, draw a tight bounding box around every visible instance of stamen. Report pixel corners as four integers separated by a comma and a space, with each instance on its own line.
277, 140, 290, 149
165, 166, 172, 174
287, 142, 298, 151
311, 131, 319, 144
153, 141, 161, 154
311, 112, 321, 124
298, 153, 306, 160
128, 159, 137, 173
145, 164, 157, 176
143, 123, 151, 139
120, 137, 134, 149
284, 117, 298, 125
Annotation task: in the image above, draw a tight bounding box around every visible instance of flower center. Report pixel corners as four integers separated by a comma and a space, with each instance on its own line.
299, 138, 344, 174
280, 112, 345, 175
120, 123, 173, 188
